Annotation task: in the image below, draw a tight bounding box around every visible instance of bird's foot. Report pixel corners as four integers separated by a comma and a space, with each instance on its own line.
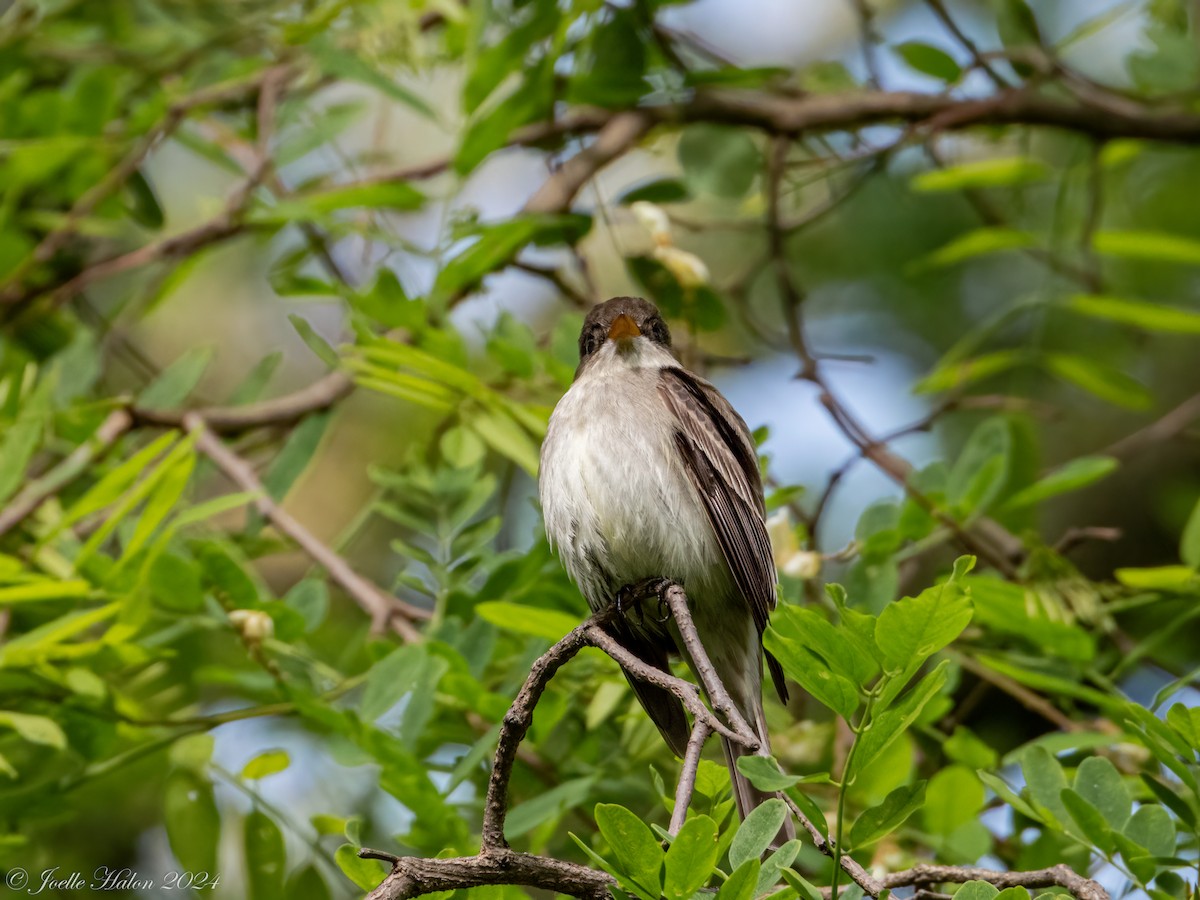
615, 577, 675, 624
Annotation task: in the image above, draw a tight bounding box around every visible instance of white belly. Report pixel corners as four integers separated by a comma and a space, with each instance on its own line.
539, 362, 726, 612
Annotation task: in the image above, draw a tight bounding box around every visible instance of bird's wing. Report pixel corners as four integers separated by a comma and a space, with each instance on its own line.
658, 367, 788, 701
658, 367, 773, 621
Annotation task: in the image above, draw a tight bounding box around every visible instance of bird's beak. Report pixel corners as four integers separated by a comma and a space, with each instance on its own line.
608, 314, 641, 341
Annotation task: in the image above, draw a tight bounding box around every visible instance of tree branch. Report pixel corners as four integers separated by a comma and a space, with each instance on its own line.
183, 413, 429, 640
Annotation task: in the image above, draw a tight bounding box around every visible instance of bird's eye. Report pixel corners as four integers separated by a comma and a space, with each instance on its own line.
646, 316, 671, 346
579, 324, 605, 359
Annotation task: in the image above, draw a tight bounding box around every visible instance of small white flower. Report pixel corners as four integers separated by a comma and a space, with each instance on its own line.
783, 550, 822, 580
653, 245, 709, 288
631, 201, 672, 245
229, 609, 274, 644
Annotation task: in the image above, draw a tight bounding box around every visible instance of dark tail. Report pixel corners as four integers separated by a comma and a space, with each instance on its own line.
721, 694, 796, 850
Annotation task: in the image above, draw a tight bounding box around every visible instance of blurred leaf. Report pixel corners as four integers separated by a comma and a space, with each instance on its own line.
917, 227, 1036, 271
505, 775, 597, 839
165, 771, 219, 874
242, 749, 290, 780
0, 711, 67, 748
262, 412, 330, 501
678, 125, 760, 199
852, 780, 926, 846
288, 315, 340, 369
893, 42, 962, 82
244, 810, 286, 900
310, 37, 435, 118
468, 408, 540, 475
947, 418, 1011, 516
619, 178, 691, 205
1001, 456, 1118, 511
335, 844, 388, 892
1094, 230, 1200, 265
570, 8, 647, 107
1065, 294, 1200, 334
256, 181, 424, 223
923, 766, 982, 836
917, 349, 1027, 394
1165, 703, 1200, 750
138, 347, 215, 410
913, 157, 1048, 192
284, 578, 329, 632
1114, 566, 1196, 589
1180, 496, 1200, 568
1044, 354, 1151, 409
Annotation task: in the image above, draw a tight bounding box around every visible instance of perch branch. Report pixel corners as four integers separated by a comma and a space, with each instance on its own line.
668, 719, 712, 836
183, 413, 429, 640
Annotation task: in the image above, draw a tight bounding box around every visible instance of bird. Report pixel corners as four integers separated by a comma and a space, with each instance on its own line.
538, 295, 793, 836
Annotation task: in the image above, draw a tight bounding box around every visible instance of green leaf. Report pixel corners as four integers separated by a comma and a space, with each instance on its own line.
1180, 496, 1200, 568
678, 125, 761, 199
284, 578, 329, 633
619, 178, 691, 205
956, 881, 1000, 900
126, 449, 195, 558
853, 661, 950, 778
256, 181, 424, 224
148, 553, 205, 612
165, 771, 220, 874
244, 810, 286, 900
718, 859, 761, 900
242, 749, 290, 780
877, 558, 974, 670
944, 727, 998, 770
1165, 703, 1200, 750
468, 408, 541, 476
310, 37, 435, 118
851, 780, 927, 846
262, 412, 330, 501
916, 350, 1027, 394
923, 766, 983, 836
1094, 230, 1200, 266
475, 601, 578, 641
770, 603, 877, 687
912, 157, 1048, 193
728, 798, 786, 869
1001, 456, 1118, 510
736, 755, 801, 792
570, 8, 647, 107
288, 315, 341, 369
664, 815, 718, 900
893, 42, 962, 82
335, 844, 388, 892
1021, 746, 1070, 825
1124, 805, 1176, 858
1044, 354, 1151, 410
1074, 756, 1131, 830
505, 775, 597, 839
0, 579, 95, 604
594, 803, 663, 899
1065, 294, 1200, 334
138, 346, 215, 410
0, 711, 67, 748
947, 418, 1011, 516
360, 645, 448, 743
66, 432, 178, 524
978, 771, 1041, 820
1062, 788, 1114, 852
1113, 566, 1196, 590
915, 228, 1036, 270
755, 839, 800, 897
763, 624, 859, 719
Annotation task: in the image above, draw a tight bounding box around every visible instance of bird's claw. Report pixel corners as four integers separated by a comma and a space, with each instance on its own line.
615, 577, 675, 624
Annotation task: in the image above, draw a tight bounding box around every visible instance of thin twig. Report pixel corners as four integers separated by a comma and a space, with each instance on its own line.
668, 719, 712, 835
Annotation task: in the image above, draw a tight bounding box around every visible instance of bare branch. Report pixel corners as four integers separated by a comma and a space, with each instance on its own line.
668, 719, 712, 835
880, 863, 1109, 900
363, 848, 613, 900
1102, 391, 1200, 460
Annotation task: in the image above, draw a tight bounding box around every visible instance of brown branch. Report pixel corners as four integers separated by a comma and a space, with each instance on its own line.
362, 849, 612, 900
668, 719, 712, 835
0, 410, 133, 538
879, 863, 1109, 900
132, 370, 354, 433
183, 413, 429, 640
1102, 391, 1200, 460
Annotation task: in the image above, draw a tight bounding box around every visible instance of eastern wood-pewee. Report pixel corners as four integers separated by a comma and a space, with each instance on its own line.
539, 295, 792, 833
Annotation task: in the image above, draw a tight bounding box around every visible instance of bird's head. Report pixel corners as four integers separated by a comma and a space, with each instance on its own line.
578, 296, 672, 364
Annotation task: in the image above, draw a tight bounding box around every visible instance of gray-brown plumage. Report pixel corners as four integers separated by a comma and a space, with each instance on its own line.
539, 296, 792, 837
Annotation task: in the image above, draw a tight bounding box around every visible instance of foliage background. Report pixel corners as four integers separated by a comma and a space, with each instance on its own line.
1, 0, 1199, 898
